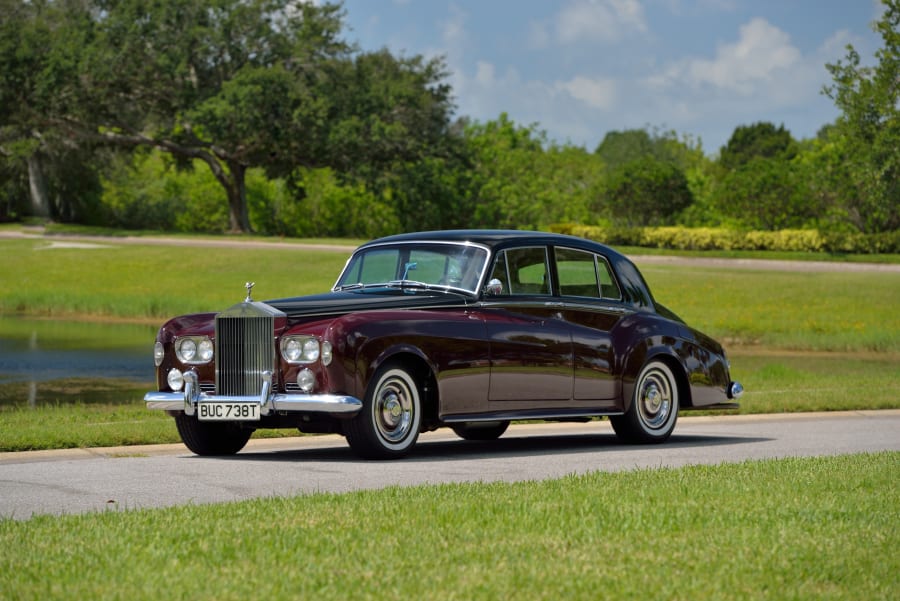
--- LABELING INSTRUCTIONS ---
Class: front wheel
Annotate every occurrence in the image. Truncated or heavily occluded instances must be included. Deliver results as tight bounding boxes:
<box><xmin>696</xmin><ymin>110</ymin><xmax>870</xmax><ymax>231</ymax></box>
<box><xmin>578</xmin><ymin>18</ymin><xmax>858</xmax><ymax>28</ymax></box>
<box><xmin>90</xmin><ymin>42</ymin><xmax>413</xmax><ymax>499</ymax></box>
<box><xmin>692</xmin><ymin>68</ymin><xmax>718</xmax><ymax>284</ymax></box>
<box><xmin>345</xmin><ymin>363</ymin><xmax>422</xmax><ymax>459</ymax></box>
<box><xmin>174</xmin><ymin>413</ymin><xmax>253</xmax><ymax>455</ymax></box>
<box><xmin>610</xmin><ymin>360</ymin><xmax>679</xmax><ymax>444</ymax></box>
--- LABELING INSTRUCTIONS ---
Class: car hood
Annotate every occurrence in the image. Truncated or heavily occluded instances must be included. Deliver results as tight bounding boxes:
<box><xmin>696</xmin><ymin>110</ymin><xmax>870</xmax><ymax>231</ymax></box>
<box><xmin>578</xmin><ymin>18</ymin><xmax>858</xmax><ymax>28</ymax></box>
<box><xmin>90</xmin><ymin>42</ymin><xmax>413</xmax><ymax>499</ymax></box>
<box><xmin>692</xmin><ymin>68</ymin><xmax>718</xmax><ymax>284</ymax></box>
<box><xmin>265</xmin><ymin>288</ymin><xmax>472</xmax><ymax>319</ymax></box>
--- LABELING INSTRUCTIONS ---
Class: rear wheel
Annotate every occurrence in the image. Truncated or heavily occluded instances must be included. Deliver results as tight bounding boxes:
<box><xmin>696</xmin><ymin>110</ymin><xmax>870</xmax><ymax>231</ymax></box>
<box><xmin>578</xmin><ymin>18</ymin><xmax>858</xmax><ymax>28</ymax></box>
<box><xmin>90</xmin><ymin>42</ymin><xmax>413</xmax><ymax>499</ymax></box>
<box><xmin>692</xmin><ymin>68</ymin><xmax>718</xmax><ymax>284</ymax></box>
<box><xmin>345</xmin><ymin>363</ymin><xmax>422</xmax><ymax>459</ymax></box>
<box><xmin>174</xmin><ymin>413</ymin><xmax>253</xmax><ymax>455</ymax></box>
<box><xmin>451</xmin><ymin>421</ymin><xmax>510</xmax><ymax>441</ymax></box>
<box><xmin>610</xmin><ymin>360</ymin><xmax>679</xmax><ymax>444</ymax></box>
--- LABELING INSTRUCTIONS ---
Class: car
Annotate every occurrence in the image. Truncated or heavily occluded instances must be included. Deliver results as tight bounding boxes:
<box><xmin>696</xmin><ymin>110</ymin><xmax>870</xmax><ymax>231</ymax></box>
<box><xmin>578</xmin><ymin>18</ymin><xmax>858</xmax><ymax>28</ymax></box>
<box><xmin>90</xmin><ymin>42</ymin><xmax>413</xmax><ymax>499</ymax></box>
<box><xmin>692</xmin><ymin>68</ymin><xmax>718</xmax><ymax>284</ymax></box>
<box><xmin>145</xmin><ymin>230</ymin><xmax>742</xmax><ymax>459</ymax></box>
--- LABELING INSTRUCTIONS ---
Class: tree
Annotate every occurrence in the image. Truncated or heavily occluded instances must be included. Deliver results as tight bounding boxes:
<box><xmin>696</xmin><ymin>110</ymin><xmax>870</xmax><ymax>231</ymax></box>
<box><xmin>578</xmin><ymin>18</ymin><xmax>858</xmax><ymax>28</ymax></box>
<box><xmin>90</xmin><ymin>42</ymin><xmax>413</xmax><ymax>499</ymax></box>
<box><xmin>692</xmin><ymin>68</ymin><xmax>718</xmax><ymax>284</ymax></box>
<box><xmin>595</xmin><ymin>127</ymin><xmax>706</xmax><ymax>172</ymax></box>
<box><xmin>0</xmin><ymin>0</ymin><xmax>103</xmax><ymax>222</ymax></box>
<box><xmin>714</xmin><ymin>156</ymin><xmax>818</xmax><ymax>231</ymax></box>
<box><xmin>595</xmin><ymin>129</ymin><xmax>656</xmax><ymax>170</ymax></box>
<box><xmin>718</xmin><ymin>122</ymin><xmax>797</xmax><ymax>170</ymax></box>
<box><xmin>823</xmin><ymin>0</ymin><xmax>900</xmax><ymax>233</ymax></box>
<box><xmin>462</xmin><ymin>114</ymin><xmax>601</xmax><ymax>229</ymax></box>
<box><xmin>603</xmin><ymin>158</ymin><xmax>693</xmax><ymax>227</ymax></box>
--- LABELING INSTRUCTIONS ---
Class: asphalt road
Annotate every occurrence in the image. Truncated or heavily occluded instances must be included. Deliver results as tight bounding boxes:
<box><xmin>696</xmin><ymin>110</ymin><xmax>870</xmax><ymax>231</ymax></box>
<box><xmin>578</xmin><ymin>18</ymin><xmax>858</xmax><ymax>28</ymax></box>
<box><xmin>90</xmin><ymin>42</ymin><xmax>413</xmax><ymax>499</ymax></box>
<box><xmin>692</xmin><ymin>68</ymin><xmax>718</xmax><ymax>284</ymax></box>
<box><xmin>2</xmin><ymin>410</ymin><xmax>898</xmax><ymax>520</ymax></box>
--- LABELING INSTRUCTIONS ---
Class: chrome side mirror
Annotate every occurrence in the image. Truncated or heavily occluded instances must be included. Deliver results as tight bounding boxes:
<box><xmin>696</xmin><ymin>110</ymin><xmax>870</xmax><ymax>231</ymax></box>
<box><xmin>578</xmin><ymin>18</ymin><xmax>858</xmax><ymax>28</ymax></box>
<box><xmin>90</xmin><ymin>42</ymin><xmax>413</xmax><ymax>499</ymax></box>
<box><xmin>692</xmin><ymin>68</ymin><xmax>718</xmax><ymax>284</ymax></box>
<box><xmin>484</xmin><ymin>278</ymin><xmax>503</xmax><ymax>296</ymax></box>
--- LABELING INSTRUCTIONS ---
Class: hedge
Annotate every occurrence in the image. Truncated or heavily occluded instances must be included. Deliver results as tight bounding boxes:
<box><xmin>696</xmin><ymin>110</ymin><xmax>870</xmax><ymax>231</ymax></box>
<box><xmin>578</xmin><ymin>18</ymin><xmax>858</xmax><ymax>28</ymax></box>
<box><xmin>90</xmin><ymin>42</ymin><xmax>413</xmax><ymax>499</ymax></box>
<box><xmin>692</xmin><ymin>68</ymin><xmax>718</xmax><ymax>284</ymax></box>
<box><xmin>548</xmin><ymin>224</ymin><xmax>900</xmax><ymax>254</ymax></box>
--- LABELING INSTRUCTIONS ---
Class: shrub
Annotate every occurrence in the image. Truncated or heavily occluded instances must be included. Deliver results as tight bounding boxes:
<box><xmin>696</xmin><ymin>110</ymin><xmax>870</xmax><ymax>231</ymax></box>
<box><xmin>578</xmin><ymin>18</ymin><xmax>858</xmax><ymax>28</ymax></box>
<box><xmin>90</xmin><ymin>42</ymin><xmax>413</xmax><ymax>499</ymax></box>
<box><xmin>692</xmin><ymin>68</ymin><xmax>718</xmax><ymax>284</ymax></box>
<box><xmin>548</xmin><ymin>224</ymin><xmax>900</xmax><ymax>254</ymax></box>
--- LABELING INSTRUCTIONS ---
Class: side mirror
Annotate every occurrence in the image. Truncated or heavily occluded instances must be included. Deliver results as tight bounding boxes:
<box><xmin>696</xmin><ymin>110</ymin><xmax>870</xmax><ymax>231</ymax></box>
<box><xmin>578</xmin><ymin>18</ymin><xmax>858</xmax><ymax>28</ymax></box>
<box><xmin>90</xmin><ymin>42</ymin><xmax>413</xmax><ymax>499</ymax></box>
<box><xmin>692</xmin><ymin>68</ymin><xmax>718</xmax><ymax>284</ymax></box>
<box><xmin>484</xmin><ymin>278</ymin><xmax>503</xmax><ymax>296</ymax></box>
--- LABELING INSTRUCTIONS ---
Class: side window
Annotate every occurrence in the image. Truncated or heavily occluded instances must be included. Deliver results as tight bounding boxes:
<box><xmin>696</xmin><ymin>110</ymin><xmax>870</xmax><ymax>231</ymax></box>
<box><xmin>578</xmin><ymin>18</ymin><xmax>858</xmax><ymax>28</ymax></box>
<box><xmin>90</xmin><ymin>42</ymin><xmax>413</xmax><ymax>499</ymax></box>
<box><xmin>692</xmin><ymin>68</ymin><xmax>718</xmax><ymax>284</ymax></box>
<box><xmin>555</xmin><ymin>247</ymin><xmax>623</xmax><ymax>300</ymax></box>
<box><xmin>597</xmin><ymin>257</ymin><xmax>622</xmax><ymax>300</ymax></box>
<box><xmin>488</xmin><ymin>247</ymin><xmax>551</xmax><ymax>296</ymax></box>
<box><xmin>556</xmin><ymin>247</ymin><xmax>600</xmax><ymax>298</ymax></box>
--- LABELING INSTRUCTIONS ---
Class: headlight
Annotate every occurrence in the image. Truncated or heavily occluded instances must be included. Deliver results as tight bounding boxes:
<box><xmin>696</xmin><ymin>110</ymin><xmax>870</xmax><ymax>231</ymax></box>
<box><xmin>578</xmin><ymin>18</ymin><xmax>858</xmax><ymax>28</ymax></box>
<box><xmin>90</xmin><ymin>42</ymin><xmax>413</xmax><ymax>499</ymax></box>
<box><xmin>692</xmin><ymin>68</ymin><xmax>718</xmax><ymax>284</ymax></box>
<box><xmin>281</xmin><ymin>336</ymin><xmax>321</xmax><ymax>364</ymax></box>
<box><xmin>175</xmin><ymin>336</ymin><xmax>214</xmax><ymax>364</ymax></box>
<box><xmin>154</xmin><ymin>341</ymin><xmax>165</xmax><ymax>367</ymax></box>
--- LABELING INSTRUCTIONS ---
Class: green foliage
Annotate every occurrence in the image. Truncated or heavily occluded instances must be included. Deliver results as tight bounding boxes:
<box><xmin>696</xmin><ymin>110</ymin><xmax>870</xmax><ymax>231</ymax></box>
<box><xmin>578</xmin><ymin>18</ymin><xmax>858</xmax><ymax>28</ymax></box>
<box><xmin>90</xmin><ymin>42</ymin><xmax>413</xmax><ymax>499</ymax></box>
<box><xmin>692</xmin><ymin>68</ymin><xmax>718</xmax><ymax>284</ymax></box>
<box><xmin>3</xmin><ymin>2</ymin><xmax>898</xmax><ymax>240</ymax></box>
<box><xmin>718</xmin><ymin>121</ymin><xmax>797</xmax><ymax>169</ymax></box>
<box><xmin>823</xmin><ymin>0</ymin><xmax>900</xmax><ymax>233</ymax></box>
<box><xmin>595</xmin><ymin>127</ymin><xmax>706</xmax><ymax>172</ymax></box>
<box><xmin>463</xmin><ymin>114</ymin><xmax>599</xmax><ymax>229</ymax></box>
<box><xmin>602</xmin><ymin>157</ymin><xmax>693</xmax><ymax>227</ymax></box>
<box><xmin>99</xmin><ymin>151</ymin><xmax>228</xmax><ymax>232</ymax></box>
<box><xmin>273</xmin><ymin>168</ymin><xmax>399</xmax><ymax>238</ymax></box>
<box><xmin>552</xmin><ymin>223</ymin><xmax>900</xmax><ymax>254</ymax></box>
<box><xmin>713</xmin><ymin>156</ymin><xmax>820</xmax><ymax>231</ymax></box>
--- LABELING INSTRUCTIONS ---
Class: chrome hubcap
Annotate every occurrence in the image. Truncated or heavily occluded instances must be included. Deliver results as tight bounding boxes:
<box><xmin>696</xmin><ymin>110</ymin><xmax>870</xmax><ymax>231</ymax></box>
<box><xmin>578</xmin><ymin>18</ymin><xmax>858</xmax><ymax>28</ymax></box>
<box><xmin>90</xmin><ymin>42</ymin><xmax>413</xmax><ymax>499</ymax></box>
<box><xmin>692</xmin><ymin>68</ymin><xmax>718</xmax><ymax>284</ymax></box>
<box><xmin>375</xmin><ymin>377</ymin><xmax>414</xmax><ymax>443</ymax></box>
<box><xmin>638</xmin><ymin>368</ymin><xmax>672</xmax><ymax>430</ymax></box>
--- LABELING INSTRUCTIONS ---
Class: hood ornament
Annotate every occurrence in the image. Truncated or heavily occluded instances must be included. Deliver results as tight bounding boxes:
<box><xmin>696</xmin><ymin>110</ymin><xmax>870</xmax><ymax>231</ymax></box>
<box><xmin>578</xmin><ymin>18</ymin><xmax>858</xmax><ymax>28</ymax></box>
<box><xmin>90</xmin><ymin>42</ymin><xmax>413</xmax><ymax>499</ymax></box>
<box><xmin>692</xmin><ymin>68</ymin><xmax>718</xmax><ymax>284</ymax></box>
<box><xmin>245</xmin><ymin>282</ymin><xmax>255</xmax><ymax>303</ymax></box>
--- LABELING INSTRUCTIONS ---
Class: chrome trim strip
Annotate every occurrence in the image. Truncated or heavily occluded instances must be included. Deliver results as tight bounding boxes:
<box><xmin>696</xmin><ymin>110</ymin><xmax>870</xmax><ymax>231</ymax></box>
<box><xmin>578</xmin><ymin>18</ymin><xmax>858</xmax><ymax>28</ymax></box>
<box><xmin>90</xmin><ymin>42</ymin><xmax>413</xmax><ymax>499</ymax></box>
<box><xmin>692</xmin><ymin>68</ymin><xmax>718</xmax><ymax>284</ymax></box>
<box><xmin>333</xmin><ymin>239</ymin><xmax>491</xmax><ymax>296</ymax></box>
<box><xmin>145</xmin><ymin>372</ymin><xmax>362</xmax><ymax>416</ymax></box>
<box><xmin>441</xmin><ymin>409</ymin><xmax>623</xmax><ymax>423</ymax></box>
<box><xmin>145</xmin><ymin>392</ymin><xmax>362</xmax><ymax>414</ymax></box>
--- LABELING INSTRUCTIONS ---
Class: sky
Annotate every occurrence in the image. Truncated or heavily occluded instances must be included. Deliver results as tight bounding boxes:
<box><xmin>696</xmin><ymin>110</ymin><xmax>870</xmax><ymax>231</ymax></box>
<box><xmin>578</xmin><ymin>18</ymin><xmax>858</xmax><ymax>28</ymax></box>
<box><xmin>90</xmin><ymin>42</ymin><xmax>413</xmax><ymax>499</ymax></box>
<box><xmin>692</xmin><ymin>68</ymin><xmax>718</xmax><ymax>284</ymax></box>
<box><xmin>339</xmin><ymin>0</ymin><xmax>886</xmax><ymax>155</ymax></box>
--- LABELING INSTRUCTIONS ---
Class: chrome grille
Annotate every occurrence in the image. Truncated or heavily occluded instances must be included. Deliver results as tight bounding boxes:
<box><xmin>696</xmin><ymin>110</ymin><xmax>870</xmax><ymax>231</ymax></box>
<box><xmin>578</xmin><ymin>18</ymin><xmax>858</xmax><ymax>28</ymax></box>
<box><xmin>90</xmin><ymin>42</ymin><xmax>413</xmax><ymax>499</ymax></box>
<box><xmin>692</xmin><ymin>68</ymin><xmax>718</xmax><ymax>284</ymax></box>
<box><xmin>215</xmin><ymin>307</ymin><xmax>275</xmax><ymax>396</ymax></box>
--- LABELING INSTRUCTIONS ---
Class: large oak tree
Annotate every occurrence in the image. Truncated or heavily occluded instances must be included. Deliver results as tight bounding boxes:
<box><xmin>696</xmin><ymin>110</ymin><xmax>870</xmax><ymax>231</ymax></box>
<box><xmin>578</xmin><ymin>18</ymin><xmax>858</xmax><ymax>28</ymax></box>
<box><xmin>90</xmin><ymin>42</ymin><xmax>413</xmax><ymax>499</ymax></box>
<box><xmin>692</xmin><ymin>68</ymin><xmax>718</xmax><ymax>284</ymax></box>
<box><xmin>4</xmin><ymin>0</ymin><xmax>454</xmax><ymax>232</ymax></box>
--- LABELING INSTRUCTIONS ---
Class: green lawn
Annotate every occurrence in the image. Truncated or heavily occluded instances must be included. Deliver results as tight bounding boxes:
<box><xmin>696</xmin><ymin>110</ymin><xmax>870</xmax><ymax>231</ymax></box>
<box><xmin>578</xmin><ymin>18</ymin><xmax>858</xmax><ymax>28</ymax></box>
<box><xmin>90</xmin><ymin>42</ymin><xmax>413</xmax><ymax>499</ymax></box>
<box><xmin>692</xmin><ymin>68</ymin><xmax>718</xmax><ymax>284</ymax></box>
<box><xmin>1</xmin><ymin>234</ymin><xmax>899</xmax><ymax>450</ymax></box>
<box><xmin>1</xmin><ymin>452</ymin><xmax>896</xmax><ymax>600</ymax></box>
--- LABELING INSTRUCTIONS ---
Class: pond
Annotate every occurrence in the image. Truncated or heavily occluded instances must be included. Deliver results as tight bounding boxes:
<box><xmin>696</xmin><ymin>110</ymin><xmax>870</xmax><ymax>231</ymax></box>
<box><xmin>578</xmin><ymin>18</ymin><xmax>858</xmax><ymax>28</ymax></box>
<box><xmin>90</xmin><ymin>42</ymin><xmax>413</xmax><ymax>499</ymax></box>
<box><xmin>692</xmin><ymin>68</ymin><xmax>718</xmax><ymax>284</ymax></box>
<box><xmin>0</xmin><ymin>316</ymin><xmax>158</xmax><ymax>407</ymax></box>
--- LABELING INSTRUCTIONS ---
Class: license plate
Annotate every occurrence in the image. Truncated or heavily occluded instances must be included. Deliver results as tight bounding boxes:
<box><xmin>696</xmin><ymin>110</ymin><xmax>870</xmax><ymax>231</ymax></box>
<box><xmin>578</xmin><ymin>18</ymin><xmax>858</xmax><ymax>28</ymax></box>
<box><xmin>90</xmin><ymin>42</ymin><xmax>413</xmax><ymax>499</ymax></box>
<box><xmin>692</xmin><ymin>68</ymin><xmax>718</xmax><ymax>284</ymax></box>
<box><xmin>197</xmin><ymin>402</ymin><xmax>260</xmax><ymax>421</ymax></box>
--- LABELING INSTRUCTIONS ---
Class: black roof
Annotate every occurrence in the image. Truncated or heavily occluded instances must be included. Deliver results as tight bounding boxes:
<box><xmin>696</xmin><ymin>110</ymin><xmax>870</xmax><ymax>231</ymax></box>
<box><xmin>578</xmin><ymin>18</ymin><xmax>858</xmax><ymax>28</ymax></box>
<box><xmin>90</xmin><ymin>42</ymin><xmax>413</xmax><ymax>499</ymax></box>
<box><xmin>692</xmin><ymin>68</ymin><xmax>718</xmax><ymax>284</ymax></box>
<box><xmin>361</xmin><ymin>229</ymin><xmax>626</xmax><ymax>259</ymax></box>
<box><xmin>357</xmin><ymin>229</ymin><xmax>653</xmax><ymax>309</ymax></box>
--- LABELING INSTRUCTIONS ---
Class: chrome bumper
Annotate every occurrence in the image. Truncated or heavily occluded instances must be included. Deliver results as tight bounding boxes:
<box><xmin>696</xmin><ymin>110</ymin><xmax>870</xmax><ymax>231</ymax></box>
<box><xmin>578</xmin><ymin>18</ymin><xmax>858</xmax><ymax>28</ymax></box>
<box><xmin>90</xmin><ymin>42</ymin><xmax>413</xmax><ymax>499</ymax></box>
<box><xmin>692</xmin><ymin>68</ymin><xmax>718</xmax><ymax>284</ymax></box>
<box><xmin>144</xmin><ymin>371</ymin><xmax>362</xmax><ymax>417</ymax></box>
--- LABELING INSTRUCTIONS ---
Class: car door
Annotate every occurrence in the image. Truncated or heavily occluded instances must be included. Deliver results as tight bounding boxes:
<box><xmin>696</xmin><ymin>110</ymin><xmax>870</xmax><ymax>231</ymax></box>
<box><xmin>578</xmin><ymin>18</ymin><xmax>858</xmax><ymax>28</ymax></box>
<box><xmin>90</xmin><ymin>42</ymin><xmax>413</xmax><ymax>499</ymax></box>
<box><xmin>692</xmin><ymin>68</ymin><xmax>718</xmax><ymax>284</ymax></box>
<box><xmin>480</xmin><ymin>246</ymin><xmax>574</xmax><ymax>402</ymax></box>
<box><xmin>554</xmin><ymin>247</ymin><xmax>626</xmax><ymax>400</ymax></box>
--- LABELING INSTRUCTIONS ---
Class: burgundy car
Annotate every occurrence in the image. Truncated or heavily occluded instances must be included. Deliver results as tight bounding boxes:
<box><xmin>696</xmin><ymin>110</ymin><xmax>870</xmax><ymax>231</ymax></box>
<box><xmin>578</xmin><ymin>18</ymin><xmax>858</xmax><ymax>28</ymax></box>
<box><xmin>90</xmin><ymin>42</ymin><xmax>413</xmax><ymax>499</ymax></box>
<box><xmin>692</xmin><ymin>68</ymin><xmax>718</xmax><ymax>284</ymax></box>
<box><xmin>145</xmin><ymin>230</ymin><xmax>742</xmax><ymax>459</ymax></box>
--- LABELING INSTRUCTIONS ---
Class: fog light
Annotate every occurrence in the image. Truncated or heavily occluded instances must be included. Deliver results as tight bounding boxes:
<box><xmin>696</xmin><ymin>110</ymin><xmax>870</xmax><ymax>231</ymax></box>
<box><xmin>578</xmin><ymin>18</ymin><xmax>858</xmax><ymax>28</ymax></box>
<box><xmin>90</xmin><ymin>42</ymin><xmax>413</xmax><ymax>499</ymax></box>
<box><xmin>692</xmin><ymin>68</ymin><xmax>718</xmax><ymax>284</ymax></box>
<box><xmin>297</xmin><ymin>368</ymin><xmax>315</xmax><ymax>393</ymax></box>
<box><xmin>167</xmin><ymin>368</ymin><xmax>184</xmax><ymax>392</ymax></box>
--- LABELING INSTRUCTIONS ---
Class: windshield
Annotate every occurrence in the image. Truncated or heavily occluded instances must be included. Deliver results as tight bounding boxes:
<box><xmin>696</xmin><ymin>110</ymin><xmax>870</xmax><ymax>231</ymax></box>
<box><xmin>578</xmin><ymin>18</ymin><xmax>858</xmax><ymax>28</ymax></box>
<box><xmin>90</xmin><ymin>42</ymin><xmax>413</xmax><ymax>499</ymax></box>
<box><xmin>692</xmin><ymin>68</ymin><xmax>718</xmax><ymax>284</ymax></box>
<box><xmin>334</xmin><ymin>242</ymin><xmax>490</xmax><ymax>295</ymax></box>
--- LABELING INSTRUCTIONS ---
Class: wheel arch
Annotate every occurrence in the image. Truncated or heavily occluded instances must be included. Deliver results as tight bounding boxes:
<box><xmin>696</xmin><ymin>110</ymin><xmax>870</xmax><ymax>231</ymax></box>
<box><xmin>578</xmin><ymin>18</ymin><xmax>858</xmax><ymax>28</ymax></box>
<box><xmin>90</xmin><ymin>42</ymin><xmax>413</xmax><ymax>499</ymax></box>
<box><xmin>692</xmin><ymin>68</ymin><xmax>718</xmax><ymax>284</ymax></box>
<box><xmin>364</xmin><ymin>348</ymin><xmax>440</xmax><ymax>430</ymax></box>
<box><xmin>622</xmin><ymin>347</ymin><xmax>692</xmax><ymax>411</ymax></box>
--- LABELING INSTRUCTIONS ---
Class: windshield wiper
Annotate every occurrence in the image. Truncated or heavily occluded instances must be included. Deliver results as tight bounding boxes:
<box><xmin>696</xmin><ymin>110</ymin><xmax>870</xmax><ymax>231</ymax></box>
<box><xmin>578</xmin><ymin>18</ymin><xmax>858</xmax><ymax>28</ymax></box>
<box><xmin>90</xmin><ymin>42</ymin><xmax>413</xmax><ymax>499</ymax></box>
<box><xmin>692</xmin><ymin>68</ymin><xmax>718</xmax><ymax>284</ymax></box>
<box><xmin>385</xmin><ymin>279</ymin><xmax>434</xmax><ymax>290</ymax></box>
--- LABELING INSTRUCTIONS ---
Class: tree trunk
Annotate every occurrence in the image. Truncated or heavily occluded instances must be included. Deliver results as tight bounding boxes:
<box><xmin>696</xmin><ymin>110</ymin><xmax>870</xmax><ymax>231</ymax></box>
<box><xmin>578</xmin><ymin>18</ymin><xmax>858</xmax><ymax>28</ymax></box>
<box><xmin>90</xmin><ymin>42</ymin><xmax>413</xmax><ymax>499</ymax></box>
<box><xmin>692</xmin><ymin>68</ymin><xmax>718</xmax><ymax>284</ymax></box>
<box><xmin>27</xmin><ymin>152</ymin><xmax>51</xmax><ymax>219</ymax></box>
<box><xmin>225</xmin><ymin>161</ymin><xmax>252</xmax><ymax>233</ymax></box>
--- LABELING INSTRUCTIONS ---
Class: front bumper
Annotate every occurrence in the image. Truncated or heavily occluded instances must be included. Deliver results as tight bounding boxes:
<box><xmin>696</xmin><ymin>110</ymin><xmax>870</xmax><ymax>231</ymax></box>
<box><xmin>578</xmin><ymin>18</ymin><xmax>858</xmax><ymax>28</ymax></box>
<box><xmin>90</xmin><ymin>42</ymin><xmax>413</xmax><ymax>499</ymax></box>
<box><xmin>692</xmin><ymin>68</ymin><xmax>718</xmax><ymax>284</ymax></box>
<box><xmin>144</xmin><ymin>371</ymin><xmax>362</xmax><ymax>417</ymax></box>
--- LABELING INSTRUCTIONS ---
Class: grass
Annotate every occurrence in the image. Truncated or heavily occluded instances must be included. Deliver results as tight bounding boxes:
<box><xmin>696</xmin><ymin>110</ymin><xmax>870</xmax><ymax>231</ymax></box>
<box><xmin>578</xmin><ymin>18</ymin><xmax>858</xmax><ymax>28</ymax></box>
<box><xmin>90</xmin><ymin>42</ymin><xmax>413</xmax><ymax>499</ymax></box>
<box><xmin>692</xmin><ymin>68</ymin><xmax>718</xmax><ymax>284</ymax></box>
<box><xmin>1</xmin><ymin>233</ymin><xmax>899</xmax><ymax>451</ymax></box>
<box><xmin>0</xmin><ymin>238</ymin><xmax>348</xmax><ymax>320</ymax></box>
<box><xmin>3</xmin><ymin>236</ymin><xmax>899</xmax><ymax>352</ymax></box>
<box><xmin>637</xmin><ymin>262</ymin><xmax>900</xmax><ymax>352</ymax></box>
<box><xmin>1</xmin><ymin>452</ymin><xmax>896</xmax><ymax>600</ymax></box>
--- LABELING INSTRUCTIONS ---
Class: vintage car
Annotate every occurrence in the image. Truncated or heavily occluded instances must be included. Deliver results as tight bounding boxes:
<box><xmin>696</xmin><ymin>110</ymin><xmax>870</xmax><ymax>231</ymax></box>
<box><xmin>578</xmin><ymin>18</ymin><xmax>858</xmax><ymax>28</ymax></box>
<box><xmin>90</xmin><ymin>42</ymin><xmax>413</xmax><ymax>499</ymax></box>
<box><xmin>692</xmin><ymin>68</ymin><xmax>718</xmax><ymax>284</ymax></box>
<box><xmin>145</xmin><ymin>230</ymin><xmax>742</xmax><ymax>459</ymax></box>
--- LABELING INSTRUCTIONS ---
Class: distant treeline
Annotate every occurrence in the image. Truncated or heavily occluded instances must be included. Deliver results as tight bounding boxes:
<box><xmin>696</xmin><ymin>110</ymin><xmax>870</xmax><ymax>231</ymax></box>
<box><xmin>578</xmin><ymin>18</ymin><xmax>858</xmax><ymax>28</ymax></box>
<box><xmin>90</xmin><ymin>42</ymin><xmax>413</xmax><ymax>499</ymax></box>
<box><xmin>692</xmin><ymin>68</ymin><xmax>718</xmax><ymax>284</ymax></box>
<box><xmin>1</xmin><ymin>1</ymin><xmax>898</xmax><ymax>248</ymax></box>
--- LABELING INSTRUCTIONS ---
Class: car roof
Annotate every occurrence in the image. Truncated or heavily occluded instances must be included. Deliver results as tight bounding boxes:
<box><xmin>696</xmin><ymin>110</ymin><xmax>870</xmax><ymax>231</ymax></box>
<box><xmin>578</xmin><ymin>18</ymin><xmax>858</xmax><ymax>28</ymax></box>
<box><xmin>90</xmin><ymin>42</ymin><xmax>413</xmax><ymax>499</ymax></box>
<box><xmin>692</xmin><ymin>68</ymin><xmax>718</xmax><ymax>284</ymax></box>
<box><xmin>357</xmin><ymin>230</ymin><xmax>655</xmax><ymax>309</ymax></box>
<box><xmin>360</xmin><ymin>229</ymin><xmax>626</xmax><ymax>260</ymax></box>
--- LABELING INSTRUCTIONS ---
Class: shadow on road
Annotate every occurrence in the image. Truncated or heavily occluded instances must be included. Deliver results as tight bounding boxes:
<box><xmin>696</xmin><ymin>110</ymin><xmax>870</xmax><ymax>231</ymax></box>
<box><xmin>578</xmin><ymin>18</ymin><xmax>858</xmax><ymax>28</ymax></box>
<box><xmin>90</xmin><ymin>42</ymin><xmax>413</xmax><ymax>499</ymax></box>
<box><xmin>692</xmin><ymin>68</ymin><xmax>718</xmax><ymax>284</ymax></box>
<box><xmin>196</xmin><ymin>431</ymin><xmax>771</xmax><ymax>464</ymax></box>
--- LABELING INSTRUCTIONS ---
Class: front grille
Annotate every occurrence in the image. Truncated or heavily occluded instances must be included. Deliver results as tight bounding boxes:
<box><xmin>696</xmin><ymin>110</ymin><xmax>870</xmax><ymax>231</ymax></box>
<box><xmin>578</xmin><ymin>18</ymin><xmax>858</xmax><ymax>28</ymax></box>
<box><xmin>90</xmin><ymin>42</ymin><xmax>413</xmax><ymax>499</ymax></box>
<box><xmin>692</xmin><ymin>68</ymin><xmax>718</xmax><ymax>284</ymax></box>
<box><xmin>215</xmin><ymin>306</ymin><xmax>276</xmax><ymax>396</ymax></box>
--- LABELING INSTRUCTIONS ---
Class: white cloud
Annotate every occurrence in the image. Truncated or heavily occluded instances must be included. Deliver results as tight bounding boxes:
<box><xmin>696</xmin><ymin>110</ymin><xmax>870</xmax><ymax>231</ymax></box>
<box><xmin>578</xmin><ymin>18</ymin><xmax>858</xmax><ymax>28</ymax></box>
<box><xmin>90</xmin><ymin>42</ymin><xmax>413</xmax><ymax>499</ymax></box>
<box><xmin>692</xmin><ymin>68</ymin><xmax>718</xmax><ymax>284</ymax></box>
<box><xmin>555</xmin><ymin>0</ymin><xmax>648</xmax><ymax>45</ymax></box>
<box><xmin>557</xmin><ymin>76</ymin><xmax>617</xmax><ymax>110</ymax></box>
<box><xmin>685</xmin><ymin>18</ymin><xmax>802</xmax><ymax>94</ymax></box>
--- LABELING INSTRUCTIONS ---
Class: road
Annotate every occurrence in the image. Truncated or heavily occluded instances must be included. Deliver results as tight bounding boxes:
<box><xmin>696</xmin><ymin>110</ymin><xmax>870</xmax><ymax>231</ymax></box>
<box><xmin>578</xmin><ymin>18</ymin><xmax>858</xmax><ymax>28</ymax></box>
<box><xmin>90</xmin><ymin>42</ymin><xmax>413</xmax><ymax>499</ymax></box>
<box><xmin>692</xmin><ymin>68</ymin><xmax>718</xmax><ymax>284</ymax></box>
<box><xmin>2</xmin><ymin>410</ymin><xmax>898</xmax><ymax>520</ymax></box>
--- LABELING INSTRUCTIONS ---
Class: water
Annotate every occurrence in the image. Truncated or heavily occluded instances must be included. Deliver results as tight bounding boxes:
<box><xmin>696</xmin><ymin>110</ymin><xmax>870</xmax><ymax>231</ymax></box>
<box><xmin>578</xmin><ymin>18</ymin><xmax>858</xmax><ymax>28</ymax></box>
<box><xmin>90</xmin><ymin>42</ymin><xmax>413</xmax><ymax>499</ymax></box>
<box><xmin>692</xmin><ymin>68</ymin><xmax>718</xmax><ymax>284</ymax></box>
<box><xmin>0</xmin><ymin>317</ymin><xmax>158</xmax><ymax>406</ymax></box>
